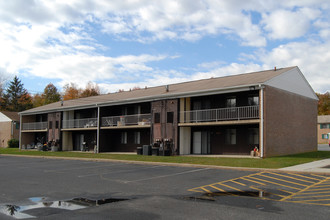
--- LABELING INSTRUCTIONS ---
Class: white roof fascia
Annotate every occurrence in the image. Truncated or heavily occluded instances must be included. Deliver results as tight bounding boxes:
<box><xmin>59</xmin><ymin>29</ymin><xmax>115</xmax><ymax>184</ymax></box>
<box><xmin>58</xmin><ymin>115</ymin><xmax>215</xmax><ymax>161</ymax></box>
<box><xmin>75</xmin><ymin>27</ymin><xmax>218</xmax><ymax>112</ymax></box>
<box><xmin>0</xmin><ymin>112</ymin><xmax>12</xmax><ymax>122</ymax></box>
<box><xmin>264</xmin><ymin>67</ymin><xmax>318</xmax><ymax>100</ymax></box>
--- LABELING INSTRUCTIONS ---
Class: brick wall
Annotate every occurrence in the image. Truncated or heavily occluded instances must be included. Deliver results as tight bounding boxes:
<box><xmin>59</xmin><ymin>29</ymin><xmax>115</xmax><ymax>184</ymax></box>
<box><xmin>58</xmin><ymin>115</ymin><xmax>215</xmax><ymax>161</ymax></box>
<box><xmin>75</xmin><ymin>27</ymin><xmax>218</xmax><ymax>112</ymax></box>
<box><xmin>0</xmin><ymin>122</ymin><xmax>11</xmax><ymax>147</ymax></box>
<box><xmin>264</xmin><ymin>86</ymin><xmax>317</xmax><ymax>157</ymax></box>
<box><xmin>318</xmin><ymin>125</ymin><xmax>330</xmax><ymax>144</ymax></box>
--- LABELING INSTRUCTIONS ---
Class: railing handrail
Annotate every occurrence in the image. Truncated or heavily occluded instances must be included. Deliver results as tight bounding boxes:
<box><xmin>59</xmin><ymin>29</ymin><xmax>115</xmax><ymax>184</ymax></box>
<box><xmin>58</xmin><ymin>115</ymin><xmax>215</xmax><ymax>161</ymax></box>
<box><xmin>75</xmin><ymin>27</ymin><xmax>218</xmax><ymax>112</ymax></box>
<box><xmin>102</xmin><ymin>113</ymin><xmax>151</xmax><ymax>127</ymax></box>
<box><xmin>180</xmin><ymin>105</ymin><xmax>259</xmax><ymax>113</ymax></box>
<box><xmin>180</xmin><ymin>105</ymin><xmax>259</xmax><ymax>123</ymax></box>
<box><xmin>62</xmin><ymin>117</ymin><xmax>97</xmax><ymax>122</ymax></box>
<box><xmin>22</xmin><ymin>121</ymin><xmax>48</xmax><ymax>130</ymax></box>
<box><xmin>62</xmin><ymin>117</ymin><xmax>98</xmax><ymax>129</ymax></box>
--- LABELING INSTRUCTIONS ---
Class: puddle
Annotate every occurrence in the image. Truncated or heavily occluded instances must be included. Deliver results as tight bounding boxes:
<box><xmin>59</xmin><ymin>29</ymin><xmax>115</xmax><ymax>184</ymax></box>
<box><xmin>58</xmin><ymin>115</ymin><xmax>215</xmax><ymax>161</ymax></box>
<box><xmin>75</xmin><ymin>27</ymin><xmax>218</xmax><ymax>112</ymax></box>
<box><xmin>0</xmin><ymin>197</ymin><xmax>128</xmax><ymax>219</ymax></box>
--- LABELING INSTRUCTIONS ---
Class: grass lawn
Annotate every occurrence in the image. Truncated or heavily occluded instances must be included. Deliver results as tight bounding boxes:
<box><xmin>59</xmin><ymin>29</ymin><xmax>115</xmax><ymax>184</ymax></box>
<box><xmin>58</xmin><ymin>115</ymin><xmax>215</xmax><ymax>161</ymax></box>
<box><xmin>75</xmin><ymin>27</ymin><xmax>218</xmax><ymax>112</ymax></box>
<box><xmin>1</xmin><ymin>148</ymin><xmax>329</xmax><ymax>169</ymax></box>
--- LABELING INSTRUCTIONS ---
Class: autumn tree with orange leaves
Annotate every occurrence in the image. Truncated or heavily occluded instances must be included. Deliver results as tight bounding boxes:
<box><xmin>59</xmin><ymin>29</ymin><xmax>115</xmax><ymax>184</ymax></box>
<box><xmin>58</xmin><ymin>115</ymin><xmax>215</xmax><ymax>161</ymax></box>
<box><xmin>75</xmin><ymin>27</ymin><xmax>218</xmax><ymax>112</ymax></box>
<box><xmin>63</xmin><ymin>82</ymin><xmax>100</xmax><ymax>101</ymax></box>
<box><xmin>62</xmin><ymin>83</ymin><xmax>80</xmax><ymax>100</ymax></box>
<box><xmin>317</xmin><ymin>92</ymin><xmax>330</xmax><ymax>115</ymax></box>
<box><xmin>80</xmin><ymin>82</ymin><xmax>100</xmax><ymax>98</ymax></box>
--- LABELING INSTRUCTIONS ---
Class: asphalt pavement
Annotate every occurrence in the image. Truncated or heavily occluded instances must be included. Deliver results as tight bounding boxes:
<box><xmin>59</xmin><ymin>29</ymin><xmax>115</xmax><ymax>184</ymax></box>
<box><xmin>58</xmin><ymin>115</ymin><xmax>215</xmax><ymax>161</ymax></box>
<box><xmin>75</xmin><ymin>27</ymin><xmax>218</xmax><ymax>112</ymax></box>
<box><xmin>0</xmin><ymin>156</ymin><xmax>329</xmax><ymax>219</ymax></box>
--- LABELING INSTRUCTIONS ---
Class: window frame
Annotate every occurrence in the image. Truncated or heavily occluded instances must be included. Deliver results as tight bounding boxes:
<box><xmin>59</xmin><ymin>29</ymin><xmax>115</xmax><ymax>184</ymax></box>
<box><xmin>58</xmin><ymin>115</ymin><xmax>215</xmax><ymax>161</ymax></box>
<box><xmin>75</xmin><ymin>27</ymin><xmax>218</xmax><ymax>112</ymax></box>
<box><xmin>225</xmin><ymin>129</ymin><xmax>237</xmax><ymax>145</ymax></box>
<box><xmin>134</xmin><ymin>131</ymin><xmax>140</xmax><ymax>144</ymax></box>
<box><xmin>121</xmin><ymin>132</ymin><xmax>127</xmax><ymax>144</ymax></box>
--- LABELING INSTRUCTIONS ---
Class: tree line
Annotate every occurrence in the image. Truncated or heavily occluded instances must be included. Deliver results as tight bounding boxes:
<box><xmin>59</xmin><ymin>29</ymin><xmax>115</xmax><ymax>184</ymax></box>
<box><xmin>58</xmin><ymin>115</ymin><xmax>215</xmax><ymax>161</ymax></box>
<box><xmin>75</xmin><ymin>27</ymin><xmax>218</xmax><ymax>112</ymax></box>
<box><xmin>0</xmin><ymin>75</ymin><xmax>329</xmax><ymax>114</ymax></box>
<box><xmin>0</xmin><ymin>76</ymin><xmax>100</xmax><ymax>112</ymax></box>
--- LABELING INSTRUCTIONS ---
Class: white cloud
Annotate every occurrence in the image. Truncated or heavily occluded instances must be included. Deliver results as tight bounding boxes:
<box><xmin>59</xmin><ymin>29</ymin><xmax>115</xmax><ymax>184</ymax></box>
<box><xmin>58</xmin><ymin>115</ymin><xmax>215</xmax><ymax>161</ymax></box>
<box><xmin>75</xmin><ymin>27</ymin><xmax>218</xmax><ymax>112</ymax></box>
<box><xmin>257</xmin><ymin>41</ymin><xmax>330</xmax><ymax>93</ymax></box>
<box><xmin>0</xmin><ymin>0</ymin><xmax>329</xmax><ymax>95</ymax></box>
<box><xmin>262</xmin><ymin>9</ymin><xmax>318</xmax><ymax>39</ymax></box>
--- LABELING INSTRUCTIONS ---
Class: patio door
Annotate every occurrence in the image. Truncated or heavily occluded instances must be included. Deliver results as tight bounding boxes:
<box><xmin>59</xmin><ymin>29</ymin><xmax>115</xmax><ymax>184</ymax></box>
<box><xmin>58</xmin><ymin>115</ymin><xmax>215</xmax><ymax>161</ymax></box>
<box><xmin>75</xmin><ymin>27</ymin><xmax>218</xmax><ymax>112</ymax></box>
<box><xmin>74</xmin><ymin>134</ymin><xmax>84</xmax><ymax>151</ymax></box>
<box><xmin>193</xmin><ymin>131</ymin><xmax>210</xmax><ymax>154</ymax></box>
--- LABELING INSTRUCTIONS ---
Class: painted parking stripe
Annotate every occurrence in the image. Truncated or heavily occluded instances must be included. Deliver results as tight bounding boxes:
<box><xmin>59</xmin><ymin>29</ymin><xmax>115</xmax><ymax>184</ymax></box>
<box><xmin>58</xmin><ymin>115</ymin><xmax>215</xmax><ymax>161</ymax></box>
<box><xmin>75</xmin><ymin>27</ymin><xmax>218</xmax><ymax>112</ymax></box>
<box><xmin>188</xmin><ymin>172</ymin><xmax>330</xmax><ymax>206</ymax></box>
<box><xmin>122</xmin><ymin>168</ymin><xmax>210</xmax><ymax>183</ymax></box>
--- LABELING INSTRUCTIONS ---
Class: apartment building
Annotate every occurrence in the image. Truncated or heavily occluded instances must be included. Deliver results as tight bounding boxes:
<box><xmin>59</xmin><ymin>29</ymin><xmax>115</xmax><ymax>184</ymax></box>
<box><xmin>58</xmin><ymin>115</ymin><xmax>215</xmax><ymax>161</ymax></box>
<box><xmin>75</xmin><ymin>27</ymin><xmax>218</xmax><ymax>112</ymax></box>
<box><xmin>318</xmin><ymin>115</ymin><xmax>330</xmax><ymax>144</ymax></box>
<box><xmin>19</xmin><ymin>66</ymin><xmax>318</xmax><ymax>157</ymax></box>
<box><xmin>0</xmin><ymin>111</ymin><xmax>20</xmax><ymax>148</ymax></box>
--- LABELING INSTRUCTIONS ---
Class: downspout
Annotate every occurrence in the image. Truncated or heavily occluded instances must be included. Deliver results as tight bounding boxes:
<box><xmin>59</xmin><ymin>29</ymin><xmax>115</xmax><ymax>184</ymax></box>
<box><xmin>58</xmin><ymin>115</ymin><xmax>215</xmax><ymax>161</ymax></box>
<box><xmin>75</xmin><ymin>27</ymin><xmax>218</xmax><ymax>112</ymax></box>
<box><xmin>96</xmin><ymin>105</ymin><xmax>100</xmax><ymax>153</ymax></box>
<box><xmin>259</xmin><ymin>85</ymin><xmax>264</xmax><ymax>158</ymax></box>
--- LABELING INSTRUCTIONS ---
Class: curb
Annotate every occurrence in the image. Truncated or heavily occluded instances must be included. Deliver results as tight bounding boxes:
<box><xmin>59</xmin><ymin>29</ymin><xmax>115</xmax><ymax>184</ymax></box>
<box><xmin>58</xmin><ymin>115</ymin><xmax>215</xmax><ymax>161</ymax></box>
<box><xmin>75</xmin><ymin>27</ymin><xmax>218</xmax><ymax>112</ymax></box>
<box><xmin>1</xmin><ymin>154</ymin><xmax>330</xmax><ymax>175</ymax></box>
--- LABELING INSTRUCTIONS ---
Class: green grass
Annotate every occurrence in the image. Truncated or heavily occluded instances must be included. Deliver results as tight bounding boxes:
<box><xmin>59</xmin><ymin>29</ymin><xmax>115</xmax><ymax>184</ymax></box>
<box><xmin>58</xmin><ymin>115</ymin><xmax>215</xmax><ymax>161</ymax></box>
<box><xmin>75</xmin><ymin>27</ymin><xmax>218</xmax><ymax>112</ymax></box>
<box><xmin>1</xmin><ymin>148</ymin><xmax>329</xmax><ymax>169</ymax></box>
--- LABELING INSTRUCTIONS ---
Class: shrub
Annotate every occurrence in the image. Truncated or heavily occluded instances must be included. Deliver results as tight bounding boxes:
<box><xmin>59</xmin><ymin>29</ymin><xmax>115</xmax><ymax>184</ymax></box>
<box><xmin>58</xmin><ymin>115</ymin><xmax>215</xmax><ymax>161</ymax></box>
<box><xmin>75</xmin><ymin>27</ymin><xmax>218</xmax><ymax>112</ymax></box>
<box><xmin>7</xmin><ymin>139</ymin><xmax>19</xmax><ymax>148</ymax></box>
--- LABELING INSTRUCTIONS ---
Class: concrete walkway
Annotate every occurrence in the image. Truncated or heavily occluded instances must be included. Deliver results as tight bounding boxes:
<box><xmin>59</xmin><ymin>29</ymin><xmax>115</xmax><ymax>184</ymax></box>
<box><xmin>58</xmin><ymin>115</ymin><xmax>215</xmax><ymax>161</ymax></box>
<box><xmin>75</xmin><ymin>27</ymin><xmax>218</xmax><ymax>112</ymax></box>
<box><xmin>280</xmin><ymin>159</ymin><xmax>330</xmax><ymax>174</ymax></box>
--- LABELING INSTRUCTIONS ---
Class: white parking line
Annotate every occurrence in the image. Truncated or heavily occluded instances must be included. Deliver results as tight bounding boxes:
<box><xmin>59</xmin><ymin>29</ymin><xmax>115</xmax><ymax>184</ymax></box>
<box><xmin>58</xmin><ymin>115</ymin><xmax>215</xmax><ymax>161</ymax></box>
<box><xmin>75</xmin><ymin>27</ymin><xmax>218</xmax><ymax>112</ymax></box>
<box><xmin>77</xmin><ymin>165</ymin><xmax>165</xmax><ymax>178</ymax></box>
<box><xmin>44</xmin><ymin>163</ymin><xmax>122</xmax><ymax>173</ymax></box>
<box><xmin>123</xmin><ymin>168</ymin><xmax>210</xmax><ymax>183</ymax></box>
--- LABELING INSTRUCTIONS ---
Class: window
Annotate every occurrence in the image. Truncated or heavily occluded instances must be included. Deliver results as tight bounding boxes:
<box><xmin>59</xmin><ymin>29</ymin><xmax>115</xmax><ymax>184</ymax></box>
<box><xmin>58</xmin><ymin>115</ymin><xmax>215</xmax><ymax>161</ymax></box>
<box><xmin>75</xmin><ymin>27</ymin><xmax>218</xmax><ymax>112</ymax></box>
<box><xmin>55</xmin><ymin>121</ymin><xmax>59</xmax><ymax>129</ymax></box>
<box><xmin>154</xmin><ymin>113</ymin><xmax>160</xmax><ymax>123</ymax></box>
<box><xmin>49</xmin><ymin>121</ymin><xmax>53</xmax><ymax>129</ymax></box>
<box><xmin>121</xmin><ymin>132</ymin><xmax>127</xmax><ymax>144</ymax></box>
<box><xmin>15</xmin><ymin>122</ymin><xmax>20</xmax><ymax>130</ymax></box>
<box><xmin>320</xmin><ymin>124</ymin><xmax>330</xmax><ymax>129</ymax></box>
<box><xmin>248</xmin><ymin>128</ymin><xmax>259</xmax><ymax>145</ymax></box>
<box><xmin>322</xmin><ymin>134</ymin><xmax>329</xmax><ymax>139</ymax></box>
<box><xmin>226</xmin><ymin>97</ymin><xmax>236</xmax><ymax>108</ymax></box>
<box><xmin>167</xmin><ymin>112</ymin><xmax>174</xmax><ymax>123</ymax></box>
<box><xmin>225</xmin><ymin>129</ymin><xmax>236</xmax><ymax>145</ymax></box>
<box><xmin>134</xmin><ymin>132</ymin><xmax>140</xmax><ymax>144</ymax></box>
<box><xmin>248</xmin><ymin>96</ymin><xmax>259</xmax><ymax>106</ymax></box>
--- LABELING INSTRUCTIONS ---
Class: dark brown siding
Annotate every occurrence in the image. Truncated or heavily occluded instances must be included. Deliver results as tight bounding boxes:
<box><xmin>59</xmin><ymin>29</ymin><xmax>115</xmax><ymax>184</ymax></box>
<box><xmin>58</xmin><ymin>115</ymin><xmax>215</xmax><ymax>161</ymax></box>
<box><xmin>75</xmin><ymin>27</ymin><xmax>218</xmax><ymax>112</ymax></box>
<box><xmin>99</xmin><ymin>128</ymin><xmax>150</xmax><ymax>152</ymax></box>
<box><xmin>264</xmin><ymin>86</ymin><xmax>317</xmax><ymax>157</ymax></box>
<box><xmin>151</xmin><ymin>99</ymin><xmax>178</xmax><ymax>154</ymax></box>
<box><xmin>192</xmin><ymin>125</ymin><xmax>258</xmax><ymax>155</ymax></box>
<box><xmin>48</xmin><ymin>112</ymin><xmax>61</xmax><ymax>142</ymax></box>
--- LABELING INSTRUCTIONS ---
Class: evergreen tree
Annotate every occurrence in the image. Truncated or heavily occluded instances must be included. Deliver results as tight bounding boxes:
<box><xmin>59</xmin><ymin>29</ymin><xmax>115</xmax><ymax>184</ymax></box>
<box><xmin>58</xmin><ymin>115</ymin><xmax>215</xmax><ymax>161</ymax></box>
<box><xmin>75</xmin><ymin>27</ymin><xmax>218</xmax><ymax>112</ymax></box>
<box><xmin>4</xmin><ymin>76</ymin><xmax>32</xmax><ymax>111</ymax></box>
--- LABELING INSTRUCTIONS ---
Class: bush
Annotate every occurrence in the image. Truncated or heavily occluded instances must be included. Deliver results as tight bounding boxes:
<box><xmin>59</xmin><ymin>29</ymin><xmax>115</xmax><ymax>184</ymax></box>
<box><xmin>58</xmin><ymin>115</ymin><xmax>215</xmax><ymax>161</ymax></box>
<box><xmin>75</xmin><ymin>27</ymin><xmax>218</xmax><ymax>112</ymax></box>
<box><xmin>7</xmin><ymin>139</ymin><xmax>19</xmax><ymax>148</ymax></box>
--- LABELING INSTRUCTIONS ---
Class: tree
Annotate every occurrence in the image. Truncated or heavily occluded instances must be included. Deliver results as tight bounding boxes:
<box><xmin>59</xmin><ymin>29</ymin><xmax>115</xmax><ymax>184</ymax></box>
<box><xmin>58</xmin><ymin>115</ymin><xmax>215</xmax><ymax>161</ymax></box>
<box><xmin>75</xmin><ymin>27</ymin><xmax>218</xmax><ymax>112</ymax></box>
<box><xmin>317</xmin><ymin>92</ymin><xmax>330</xmax><ymax>115</ymax></box>
<box><xmin>0</xmin><ymin>75</ymin><xmax>7</xmax><ymax>110</ymax></box>
<box><xmin>63</xmin><ymin>83</ymin><xmax>80</xmax><ymax>101</ymax></box>
<box><xmin>32</xmin><ymin>93</ymin><xmax>45</xmax><ymax>108</ymax></box>
<box><xmin>80</xmin><ymin>81</ymin><xmax>100</xmax><ymax>98</ymax></box>
<box><xmin>4</xmin><ymin>76</ymin><xmax>32</xmax><ymax>111</ymax></box>
<box><xmin>43</xmin><ymin>83</ymin><xmax>61</xmax><ymax>104</ymax></box>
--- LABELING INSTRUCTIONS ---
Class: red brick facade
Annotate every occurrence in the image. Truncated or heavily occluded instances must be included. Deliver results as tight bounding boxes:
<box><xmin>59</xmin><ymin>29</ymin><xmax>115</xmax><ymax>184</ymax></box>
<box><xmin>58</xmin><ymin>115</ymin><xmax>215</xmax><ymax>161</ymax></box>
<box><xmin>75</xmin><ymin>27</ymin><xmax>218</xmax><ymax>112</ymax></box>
<box><xmin>263</xmin><ymin>86</ymin><xmax>317</xmax><ymax>157</ymax></box>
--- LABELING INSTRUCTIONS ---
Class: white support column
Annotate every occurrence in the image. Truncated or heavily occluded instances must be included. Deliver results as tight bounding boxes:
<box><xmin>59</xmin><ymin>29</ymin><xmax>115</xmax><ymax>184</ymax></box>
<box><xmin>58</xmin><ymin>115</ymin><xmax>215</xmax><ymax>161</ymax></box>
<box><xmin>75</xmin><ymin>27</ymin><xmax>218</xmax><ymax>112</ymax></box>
<box><xmin>259</xmin><ymin>85</ymin><xmax>264</xmax><ymax>158</ymax></box>
<box><xmin>96</xmin><ymin>106</ymin><xmax>100</xmax><ymax>153</ymax></box>
<box><xmin>19</xmin><ymin>114</ymin><xmax>22</xmax><ymax>150</ymax></box>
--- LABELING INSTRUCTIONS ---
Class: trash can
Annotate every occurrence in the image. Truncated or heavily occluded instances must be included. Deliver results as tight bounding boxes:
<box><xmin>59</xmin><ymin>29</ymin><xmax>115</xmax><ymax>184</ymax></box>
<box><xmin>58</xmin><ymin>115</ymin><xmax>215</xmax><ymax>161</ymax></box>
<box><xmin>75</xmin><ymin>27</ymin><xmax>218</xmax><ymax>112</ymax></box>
<box><xmin>143</xmin><ymin>145</ymin><xmax>151</xmax><ymax>155</ymax></box>
<box><xmin>136</xmin><ymin>147</ymin><xmax>143</xmax><ymax>155</ymax></box>
<box><xmin>159</xmin><ymin>149</ymin><xmax>171</xmax><ymax>156</ymax></box>
<box><xmin>152</xmin><ymin>147</ymin><xmax>159</xmax><ymax>156</ymax></box>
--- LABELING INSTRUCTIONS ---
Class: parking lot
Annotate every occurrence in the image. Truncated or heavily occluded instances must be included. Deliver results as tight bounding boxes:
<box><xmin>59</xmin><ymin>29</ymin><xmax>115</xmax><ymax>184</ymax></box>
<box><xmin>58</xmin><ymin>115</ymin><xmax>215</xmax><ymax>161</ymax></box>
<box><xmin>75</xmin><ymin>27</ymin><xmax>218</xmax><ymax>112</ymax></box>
<box><xmin>0</xmin><ymin>156</ymin><xmax>329</xmax><ymax>219</ymax></box>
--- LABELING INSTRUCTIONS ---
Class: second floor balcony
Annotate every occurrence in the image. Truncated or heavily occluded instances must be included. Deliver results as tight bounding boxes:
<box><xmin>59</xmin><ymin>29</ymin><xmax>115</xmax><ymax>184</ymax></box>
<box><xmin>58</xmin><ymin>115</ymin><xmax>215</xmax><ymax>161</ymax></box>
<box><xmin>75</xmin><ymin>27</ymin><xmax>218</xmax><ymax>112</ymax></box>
<box><xmin>180</xmin><ymin>105</ymin><xmax>259</xmax><ymax>124</ymax></box>
<box><xmin>62</xmin><ymin>118</ymin><xmax>98</xmax><ymax>129</ymax></box>
<box><xmin>22</xmin><ymin>122</ymin><xmax>48</xmax><ymax>131</ymax></box>
<box><xmin>102</xmin><ymin>113</ymin><xmax>151</xmax><ymax>127</ymax></box>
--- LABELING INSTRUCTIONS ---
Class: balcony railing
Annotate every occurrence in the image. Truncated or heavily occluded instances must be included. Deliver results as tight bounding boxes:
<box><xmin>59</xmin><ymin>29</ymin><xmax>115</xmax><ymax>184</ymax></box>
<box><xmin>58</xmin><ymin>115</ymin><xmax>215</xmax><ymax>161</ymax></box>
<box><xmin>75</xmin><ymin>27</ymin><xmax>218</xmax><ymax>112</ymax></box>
<box><xmin>22</xmin><ymin>122</ymin><xmax>48</xmax><ymax>130</ymax></box>
<box><xmin>180</xmin><ymin>105</ymin><xmax>259</xmax><ymax>123</ymax></box>
<box><xmin>62</xmin><ymin>118</ymin><xmax>98</xmax><ymax>129</ymax></box>
<box><xmin>102</xmin><ymin>113</ymin><xmax>151</xmax><ymax>127</ymax></box>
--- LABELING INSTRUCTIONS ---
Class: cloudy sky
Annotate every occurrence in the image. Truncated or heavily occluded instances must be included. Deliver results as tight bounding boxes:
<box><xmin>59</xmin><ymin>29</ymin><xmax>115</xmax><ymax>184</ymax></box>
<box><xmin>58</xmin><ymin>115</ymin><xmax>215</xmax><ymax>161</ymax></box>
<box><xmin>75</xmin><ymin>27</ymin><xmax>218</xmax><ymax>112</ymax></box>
<box><xmin>0</xmin><ymin>0</ymin><xmax>329</xmax><ymax>94</ymax></box>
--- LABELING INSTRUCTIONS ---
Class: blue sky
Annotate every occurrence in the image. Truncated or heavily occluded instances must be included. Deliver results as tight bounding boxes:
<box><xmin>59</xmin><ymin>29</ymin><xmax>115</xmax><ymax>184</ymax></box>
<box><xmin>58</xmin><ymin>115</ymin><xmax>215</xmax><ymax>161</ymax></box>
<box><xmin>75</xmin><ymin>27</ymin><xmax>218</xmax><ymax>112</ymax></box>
<box><xmin>0</xmin><ymin>0</ymin><xmax>329</xmax><ymax>94</ymax></box>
